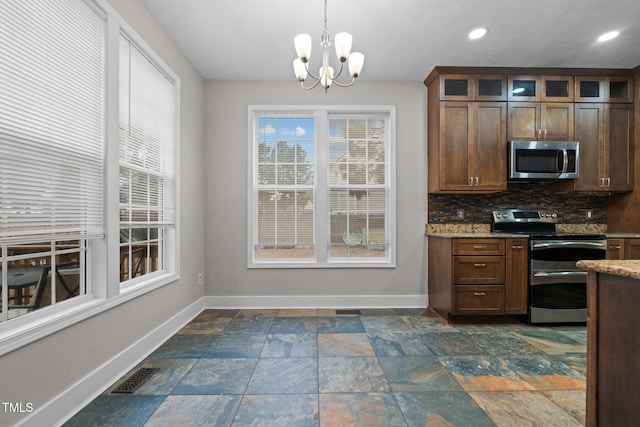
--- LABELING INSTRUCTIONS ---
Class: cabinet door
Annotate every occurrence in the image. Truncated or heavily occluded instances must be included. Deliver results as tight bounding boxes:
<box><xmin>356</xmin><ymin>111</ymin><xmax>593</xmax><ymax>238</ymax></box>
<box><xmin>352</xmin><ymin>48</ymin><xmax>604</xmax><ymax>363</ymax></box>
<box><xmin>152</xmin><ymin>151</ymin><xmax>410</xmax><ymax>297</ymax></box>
<box><xmin>508</xmin><ymin>76</ymin><xmax>539</xmax><ymax>101</ymax></box>
<box><xmin>541</xmin><ymin>76</ymin><xmax>574</xmax><ymax>102</ymax></box>
<box><xmin>508</xmin><ymin>102</ymin><xmax>540</xmax><ymax>140</ymax></box>
<box><xmin>475</xmin><ymin>75</ymin><xmax>507</xmax><ymax>101</ymax></box>
<box><xmin>541</xmin><ymin>103</ymin><xmax>574</xmax><ymax>140</ymax></box>
<box><xmin>438</xmin><ymin>102</ymin><xmax>472</xmax><ymax>190</ymax></box>
<box><xmin>439</xmin><ymin>75</ymin><xmax>473</xmax><ymax>101</ymax></box>
<box><xmin>574</xmin><ymin>103</ymin><xmax>605</xmax><ymax>192</ymax></box>
<box><xmin>472</xmin><ymin>102</ymin><xmax>507</xmax><ymax>190</ymax></box>
<box><xmin>575</xmin><ymin>77</ymin><xmax>605</xmax><ymax>102</ymax></box>
<box><xmin>624</xmin><ymin>239</ymin><xmax>640</xmax><ymax>259</ymax></box>
<box><xmin>605</xmin><ymin>104</ymin><xmax>633</xmax><ymax>191</ymax></box>
<box><xmin>505</xmin><ymin>239</ymin><xmax>528</xmax><ymax>314</ymax></box>
<box><xmin>606</xmin><ymin>77</ymin><xmax>634</xmax><ymax>103</ymax></box>
<box><xmin>606</xmin><ymin>239</ymin><xmax>624</xmax><ymax>260</ymax></box>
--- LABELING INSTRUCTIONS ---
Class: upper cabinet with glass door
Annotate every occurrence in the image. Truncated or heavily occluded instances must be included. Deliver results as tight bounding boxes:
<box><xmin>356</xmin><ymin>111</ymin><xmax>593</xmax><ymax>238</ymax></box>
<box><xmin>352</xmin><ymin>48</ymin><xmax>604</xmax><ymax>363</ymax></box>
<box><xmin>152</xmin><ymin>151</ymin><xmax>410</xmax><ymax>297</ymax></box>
<box><xmin>575</xmin><ymin>76</ymin><xmax>634</xmax><ymax>103</ymax></box>
<box><xmin>438</xmin><ymin>74</ymin><xmax>507</xmax><ymax>101</ymax></box>
<box><xmin>508</xmin><ymin>75</ymin><xmax>574</xmax><ymax>102</ymax></box>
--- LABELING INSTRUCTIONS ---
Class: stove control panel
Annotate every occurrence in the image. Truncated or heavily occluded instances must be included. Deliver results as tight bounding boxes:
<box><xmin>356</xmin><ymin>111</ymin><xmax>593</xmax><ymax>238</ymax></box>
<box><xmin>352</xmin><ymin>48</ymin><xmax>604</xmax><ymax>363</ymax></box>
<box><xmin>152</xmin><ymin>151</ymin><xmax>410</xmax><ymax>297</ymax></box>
<box><xmin>492</xmin><ymin>209</ymin><xmax>558</xmax><ymax>224</ymax></box>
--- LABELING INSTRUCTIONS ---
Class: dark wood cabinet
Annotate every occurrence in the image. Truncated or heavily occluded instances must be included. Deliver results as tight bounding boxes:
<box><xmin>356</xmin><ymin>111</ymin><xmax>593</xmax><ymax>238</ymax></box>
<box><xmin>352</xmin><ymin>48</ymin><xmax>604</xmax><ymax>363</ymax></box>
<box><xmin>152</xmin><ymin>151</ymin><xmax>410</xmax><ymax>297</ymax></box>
<box><xmin>586</xmin><ymin>270</ymin><xmax>640</xmax><ymax>426</ymax></box>
<box><xmin>428</xmin><ymin>237</ymin><xmax>527</xmax><ymax>320</ymax></box>
<box><xmin>438</xmin><ymin>74</ymin><xmax>507</xmax><ymax>101</ymax></box>
<box><xmin>606</xmin><ymin>238</ymin><xmax>640</xmax><ymax>259</ymax></box>
<box><xmin>508</xmin><ymin>75</ymin><xmax>574</xmax><ymax>102</ymax></box>
<box><xmin>430</xmin><ymin>101</ymin><xmax>507</xmax><ymax>192</ymax></box>
<box><xmin>505</xmin><ymin>238</ymin><xmax>528</xmax><ymax>314</ymax></box>
<box><xmin>575</xmin><ymin>76</ymin><xmax>634</xmax><ymax>103</ymax></box>
<box><xmin>556</xmin><ymin>103</ymin><xmax>633</xmax><ymax>192</ymax></box>
<box><xmin>507</xmin><ymin>102</ymin><xmax>574</xmax><ymax>141</ymax></box>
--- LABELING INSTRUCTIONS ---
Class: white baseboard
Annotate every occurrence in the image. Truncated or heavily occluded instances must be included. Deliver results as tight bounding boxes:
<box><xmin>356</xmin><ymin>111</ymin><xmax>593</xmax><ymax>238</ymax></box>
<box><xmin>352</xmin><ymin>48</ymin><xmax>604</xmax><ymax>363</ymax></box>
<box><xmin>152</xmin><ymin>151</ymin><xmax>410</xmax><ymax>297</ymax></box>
<box><xmin>205</xmin><ymin>294</ymin><xmax>427</xmax><ymax>309</ymax></box>
<box><xmin>21</xmin><ymin>297</ymin><xmax>205</xmax><ymax>427</ymax></box>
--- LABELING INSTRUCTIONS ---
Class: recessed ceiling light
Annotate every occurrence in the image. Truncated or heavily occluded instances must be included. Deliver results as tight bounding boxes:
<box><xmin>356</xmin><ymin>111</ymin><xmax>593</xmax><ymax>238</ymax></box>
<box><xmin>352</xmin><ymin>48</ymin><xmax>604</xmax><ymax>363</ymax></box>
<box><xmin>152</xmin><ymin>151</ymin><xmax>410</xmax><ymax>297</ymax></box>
<box><xmin>468</xmin><ymin>28</ymin><xmax>488</xmax><ymax>40</ymax></box>
<box><xmin>598</xmin><ymin>31</ymin><xmax>620</xmax><ymax>42</ymax></box>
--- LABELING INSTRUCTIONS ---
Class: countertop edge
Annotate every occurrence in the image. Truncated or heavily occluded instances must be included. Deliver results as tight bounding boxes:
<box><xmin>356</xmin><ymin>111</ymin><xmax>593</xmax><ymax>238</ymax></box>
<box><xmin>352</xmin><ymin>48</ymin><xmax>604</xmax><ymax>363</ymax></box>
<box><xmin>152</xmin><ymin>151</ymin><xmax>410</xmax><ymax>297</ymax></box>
<box><xmin>577</xmin><ymin>259</ymin><xmax>640</xmax><ymax>280</ymax></box>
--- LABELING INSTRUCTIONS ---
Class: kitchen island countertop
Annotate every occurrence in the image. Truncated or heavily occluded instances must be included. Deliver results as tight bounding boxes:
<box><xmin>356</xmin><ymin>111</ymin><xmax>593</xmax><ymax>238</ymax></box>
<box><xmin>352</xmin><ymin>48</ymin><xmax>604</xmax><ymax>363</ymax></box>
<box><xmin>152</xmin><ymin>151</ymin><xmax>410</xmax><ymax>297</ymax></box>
<box><xmin>576</xmin><ymin>259</ymin><xmax>640</xmax><ymax>280</ymax></box>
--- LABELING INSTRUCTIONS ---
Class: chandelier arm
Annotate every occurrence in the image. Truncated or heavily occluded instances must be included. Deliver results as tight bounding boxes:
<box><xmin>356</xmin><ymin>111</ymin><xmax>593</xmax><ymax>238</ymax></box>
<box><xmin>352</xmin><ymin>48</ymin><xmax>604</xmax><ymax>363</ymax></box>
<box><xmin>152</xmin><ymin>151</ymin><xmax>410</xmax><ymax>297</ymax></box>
<box><xmin>331</xmin><ymin>76</ymin><xmax>357</xmax><ymax>88</ymax></box>
<box><xmin>303</xmin><ymin>61</ymin><xmax>320</xmax><ymax>80</ymax></box>
<box><xmin>299</xmin><ymin>78</ymin><xmax>322</xmax><ymax>90</ymax></box>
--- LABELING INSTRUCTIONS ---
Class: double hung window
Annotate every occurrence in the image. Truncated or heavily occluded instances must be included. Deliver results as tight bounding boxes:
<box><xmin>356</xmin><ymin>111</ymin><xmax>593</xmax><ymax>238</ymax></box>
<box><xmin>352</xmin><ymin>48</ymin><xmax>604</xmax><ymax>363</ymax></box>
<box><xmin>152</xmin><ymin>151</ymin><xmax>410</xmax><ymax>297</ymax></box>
<box><xmin>119</xmin><ymin>34</ymin><xmax>177</xmax><ymax>285</ymax></box>
<box><xmin>249</xmin><ymin>107</ymin><xmax>395</xmax><ymax>268</ymax></box>
<box><xmin>0</xmin><ymin>0</ymin><xmax>105</xmax><ymax>321</ymax></box>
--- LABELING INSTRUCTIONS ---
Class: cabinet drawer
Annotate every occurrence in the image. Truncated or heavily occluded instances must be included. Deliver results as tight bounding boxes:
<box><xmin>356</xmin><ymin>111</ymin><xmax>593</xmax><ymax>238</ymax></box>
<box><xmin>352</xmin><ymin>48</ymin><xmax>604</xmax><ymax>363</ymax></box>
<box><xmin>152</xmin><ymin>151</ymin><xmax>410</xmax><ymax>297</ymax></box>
<box><xmin>453</xmin><ymin>256</ymin><xmax>505</xmax><ymax>284</ymax></box>
<box><xmin>453</xmin><ymin>239</ymin><xmax>505</xmax><ymax>255</ymax></box>
<box><xmin>453</xmin><ymin>285</ymin><xmax>505</xmax><ymax>315</ymax></box>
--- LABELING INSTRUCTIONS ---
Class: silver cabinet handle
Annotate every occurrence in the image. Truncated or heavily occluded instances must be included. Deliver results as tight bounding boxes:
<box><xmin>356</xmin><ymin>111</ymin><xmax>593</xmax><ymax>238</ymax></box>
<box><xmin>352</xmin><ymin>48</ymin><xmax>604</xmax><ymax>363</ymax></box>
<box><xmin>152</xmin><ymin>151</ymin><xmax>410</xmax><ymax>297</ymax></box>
<box><xmin>511</xmin><ymin>245</ymin><xmax>524</xmax><ymax>249</ymax></box>
<box><xmin>474</xmin><ymin>177</ymin><xmax>479</xmax><ymax>186</ymax></box>
<box><xmin>473</xmin><ymin>263</ymin><xmax>486</xmax><ymax>268</ymax></box>
<box><xmin>473</xmin><ymin>245</ymin><xmax>486</xmax><ymax>249</ymax></box>
<box><xmin>606</xmin><ymin>177</ymin><xmax>611</xmax><ymax>187</ymax></box>
<box><xmin>469</xmin><ymin>176</ymin><xmax>473</xmax><ymax>186</ymax></box>
<box><xmin>474</xmin><ymin>292</ymin><xmax>486</xmax><ymax>296</ymax></box>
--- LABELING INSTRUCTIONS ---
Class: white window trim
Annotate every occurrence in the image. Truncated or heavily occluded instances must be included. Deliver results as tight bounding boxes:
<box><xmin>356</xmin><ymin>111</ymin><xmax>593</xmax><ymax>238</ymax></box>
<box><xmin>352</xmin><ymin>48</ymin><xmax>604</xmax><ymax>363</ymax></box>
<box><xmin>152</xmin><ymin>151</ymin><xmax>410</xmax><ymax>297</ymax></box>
<box><xmin>247</xmin><ymin>105</ymin><xmax>396</xmax><ymax>269</ymax></box>
<box><xmin>0</xmin><ymin>0</ymin><xmax>180</xmax><ymax>357</ymax></box>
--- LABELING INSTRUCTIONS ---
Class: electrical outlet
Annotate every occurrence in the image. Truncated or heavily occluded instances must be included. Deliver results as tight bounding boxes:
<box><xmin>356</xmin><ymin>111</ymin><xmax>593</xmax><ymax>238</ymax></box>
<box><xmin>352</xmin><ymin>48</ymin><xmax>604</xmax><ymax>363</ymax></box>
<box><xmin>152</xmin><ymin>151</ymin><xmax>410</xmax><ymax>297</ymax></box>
<box><xmin>197</xmin><ymin>273</ymin><xmax>203</xmax><ymax>286</ymax></box>
<box><xmin>457</xmin><ymin>209</ymin><xmax>465</xmax><ymax>220</ymax></box>
<box><xmin>586</xmin><ymin>210</ymin><xmax>593</xmax><ymax>220</ymax></box>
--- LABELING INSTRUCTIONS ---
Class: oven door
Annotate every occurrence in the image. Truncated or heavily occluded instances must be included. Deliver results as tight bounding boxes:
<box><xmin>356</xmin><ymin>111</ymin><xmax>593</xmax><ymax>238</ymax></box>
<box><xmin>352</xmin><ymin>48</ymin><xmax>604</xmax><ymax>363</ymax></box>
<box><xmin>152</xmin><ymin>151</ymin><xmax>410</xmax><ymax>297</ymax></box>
<box><xmin>529</xmin><ymin>238</ymin><xmax>605</xmax><ymax>323</ymax></box>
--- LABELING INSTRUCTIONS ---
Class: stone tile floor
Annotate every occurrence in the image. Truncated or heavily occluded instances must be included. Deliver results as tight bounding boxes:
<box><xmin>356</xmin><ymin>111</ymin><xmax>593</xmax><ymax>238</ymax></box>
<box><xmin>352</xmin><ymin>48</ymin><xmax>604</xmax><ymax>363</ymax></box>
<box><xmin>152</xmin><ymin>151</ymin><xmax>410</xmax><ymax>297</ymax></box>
<box><xmin>65</xmin><ymin>309</ymin><xmax>587</xmax><ymax>426</ymax></box>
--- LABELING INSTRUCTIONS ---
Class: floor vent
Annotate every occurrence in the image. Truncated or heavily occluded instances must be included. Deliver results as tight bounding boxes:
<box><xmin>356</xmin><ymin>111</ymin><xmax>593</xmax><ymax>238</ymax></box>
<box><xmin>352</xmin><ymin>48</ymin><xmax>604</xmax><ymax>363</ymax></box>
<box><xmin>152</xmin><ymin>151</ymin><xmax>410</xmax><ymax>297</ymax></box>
<box><xmin>336</xmin><ymin>309</ymin><xmax>361</xmax><ymax>315</ymax></box>
<box><xmin>112</xmin><ymin>368</ymin><xmax>158</xmax><ymax>394</ymax></box>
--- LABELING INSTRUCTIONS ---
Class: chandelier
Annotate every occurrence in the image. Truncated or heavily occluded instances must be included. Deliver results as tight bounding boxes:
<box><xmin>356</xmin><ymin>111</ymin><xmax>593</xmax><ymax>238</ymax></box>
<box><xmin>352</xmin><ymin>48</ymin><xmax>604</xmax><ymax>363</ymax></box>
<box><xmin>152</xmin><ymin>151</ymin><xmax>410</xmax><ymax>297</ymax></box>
<box><xmin>292</xmin><ymin>0</ymin><xmax>365</xmax><ymax>92</ymax></box>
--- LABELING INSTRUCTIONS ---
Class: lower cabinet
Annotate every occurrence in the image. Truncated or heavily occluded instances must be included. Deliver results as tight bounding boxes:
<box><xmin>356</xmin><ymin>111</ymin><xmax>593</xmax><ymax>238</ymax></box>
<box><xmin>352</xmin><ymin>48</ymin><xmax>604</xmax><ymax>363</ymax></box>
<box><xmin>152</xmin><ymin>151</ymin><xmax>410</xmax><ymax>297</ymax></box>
<box><xmin>428</xmin><ymin>236</ymin><xmax>528</xmax><ymax>320</ymax></box>
<box><xmin>606</xmin><ymin>238</ymin><xmax>640</xmax><ymax>259</ymax></box>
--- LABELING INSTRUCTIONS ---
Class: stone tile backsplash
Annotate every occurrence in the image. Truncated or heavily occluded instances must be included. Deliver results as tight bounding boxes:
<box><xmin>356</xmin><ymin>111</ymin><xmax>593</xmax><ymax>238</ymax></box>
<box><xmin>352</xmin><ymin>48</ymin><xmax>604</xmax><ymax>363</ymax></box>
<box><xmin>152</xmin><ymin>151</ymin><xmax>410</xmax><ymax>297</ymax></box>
<box><xmin>428</xmin><ymin>182</ymin><xmax>606</xmax><ymax>224</ymax></box>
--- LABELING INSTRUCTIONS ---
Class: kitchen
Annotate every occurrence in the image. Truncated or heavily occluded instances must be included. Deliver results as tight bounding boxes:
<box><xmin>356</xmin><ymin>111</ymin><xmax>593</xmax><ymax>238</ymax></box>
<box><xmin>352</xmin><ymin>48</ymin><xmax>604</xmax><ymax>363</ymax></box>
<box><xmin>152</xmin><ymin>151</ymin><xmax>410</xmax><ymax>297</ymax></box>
<box><xmin>2</xmin><ymin>0</ymin><xmax>640</xmax><ymax>426</ymax></box>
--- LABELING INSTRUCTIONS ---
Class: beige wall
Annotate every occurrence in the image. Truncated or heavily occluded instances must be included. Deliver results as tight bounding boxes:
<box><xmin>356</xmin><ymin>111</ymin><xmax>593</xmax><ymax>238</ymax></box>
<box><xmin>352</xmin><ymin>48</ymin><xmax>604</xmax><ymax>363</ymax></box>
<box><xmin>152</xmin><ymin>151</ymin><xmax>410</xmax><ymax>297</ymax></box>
<box><xmin>0</xmin><ymin>1</ymin><xmax>205</xmax><ymax>425</ymax></box>
<box><xmin>204</xmin><ymin>80</ymin><xmax>427</xmax><ymax>300</ymax></box>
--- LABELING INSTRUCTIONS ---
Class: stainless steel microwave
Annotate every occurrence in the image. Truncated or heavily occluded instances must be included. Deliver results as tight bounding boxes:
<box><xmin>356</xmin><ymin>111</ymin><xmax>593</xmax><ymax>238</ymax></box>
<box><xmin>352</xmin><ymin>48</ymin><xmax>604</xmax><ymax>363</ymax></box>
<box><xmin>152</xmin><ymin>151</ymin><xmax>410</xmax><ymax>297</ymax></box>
<box><xmin>509</xmin><ymin>141</ymin><xmax>579</xmax><ymax>180</ymax></box>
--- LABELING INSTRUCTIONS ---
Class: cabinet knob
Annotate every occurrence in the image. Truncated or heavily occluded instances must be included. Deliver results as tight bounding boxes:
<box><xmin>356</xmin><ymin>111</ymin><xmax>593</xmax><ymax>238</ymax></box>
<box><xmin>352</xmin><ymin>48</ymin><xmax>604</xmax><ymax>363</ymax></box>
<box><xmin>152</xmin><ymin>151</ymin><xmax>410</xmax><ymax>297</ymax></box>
<box><xmin>474</xmin><ymin>292</ymin><xmax>486</xmax><ymax>296</ymax></box>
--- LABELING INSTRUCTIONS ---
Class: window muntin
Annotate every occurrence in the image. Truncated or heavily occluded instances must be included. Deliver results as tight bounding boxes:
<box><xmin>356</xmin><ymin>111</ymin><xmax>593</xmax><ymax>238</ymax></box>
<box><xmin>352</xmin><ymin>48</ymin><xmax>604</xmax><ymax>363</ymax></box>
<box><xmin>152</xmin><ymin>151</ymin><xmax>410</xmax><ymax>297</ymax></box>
<box><xmin>250</xmin><ymin>108</ymin><xmax>394</xmax><ymax>267</ymax></box>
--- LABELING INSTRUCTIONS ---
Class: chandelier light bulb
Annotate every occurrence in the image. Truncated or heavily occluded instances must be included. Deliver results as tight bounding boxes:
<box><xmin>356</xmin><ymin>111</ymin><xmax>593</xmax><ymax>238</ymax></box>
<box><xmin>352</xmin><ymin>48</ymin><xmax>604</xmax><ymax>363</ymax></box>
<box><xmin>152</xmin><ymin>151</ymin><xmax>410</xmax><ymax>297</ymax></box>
<box><xmin>293</xmin><ymin>58</ymin><xmax>308</xmax><ymax>81</ymax></box>
<box><xmin>320</xmin><ymin>66</ymin><xmax>334</xmax><ymax>89</ymax></box>
<box><xmin>348</xmin><ymin>52</ymin><xmax>364</xmax><ymax>77</ymax></box>
<box><xmin>294</xmin><ymin>34</ymin><xmax>312</xmax><ymax>61</ymax></box>
<box><xmin>334</xmin><ymin>32</ymin><xmax>352</xmax><ymax>61</ymax></box>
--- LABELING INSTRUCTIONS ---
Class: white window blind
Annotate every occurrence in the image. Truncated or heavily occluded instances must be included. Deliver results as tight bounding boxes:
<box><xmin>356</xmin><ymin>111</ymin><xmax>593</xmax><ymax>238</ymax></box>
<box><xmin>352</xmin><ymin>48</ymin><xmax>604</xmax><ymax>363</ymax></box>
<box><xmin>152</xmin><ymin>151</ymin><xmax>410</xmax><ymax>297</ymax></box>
<box><xmin>119</xmin><ymin>33</ymin><xmax>176</xmax><ymax>260</ymax></box>
<box><xmin>328</xmin><ymin>114</ymin><xmax>391</xmax><ymax>260</ymax></box>
<box><xmin>0</xmin><ymin>0</ymin><xmax>106</xmax><ymax>242</ymax></box>
<box><xmin>254</xmin><ymin>114</ymin><xmax>316</xmax><ymax>260</ymax></box>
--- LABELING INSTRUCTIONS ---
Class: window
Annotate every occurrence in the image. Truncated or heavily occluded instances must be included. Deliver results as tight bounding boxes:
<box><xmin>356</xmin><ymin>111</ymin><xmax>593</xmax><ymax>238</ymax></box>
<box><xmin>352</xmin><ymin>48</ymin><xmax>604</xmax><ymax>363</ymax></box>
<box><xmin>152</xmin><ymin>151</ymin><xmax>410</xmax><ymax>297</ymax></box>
<box><xmin>0</xmin><ymin>0</ymin><xmax>179</xmax><ymax>348</ymax></box>
<box><xmin>119</xmin><ymin>34</ymin><xmax>177</xmax><ymax>285</ymax></box>
<box><xmin>249</xmin><ymin>107</ymin><xmax>395</xmax><ymax>268</ymax></box>
<box><xmin>0</xmin><ymin>0</ymin><xmax>105</xmax><ymax>321</ymax></box>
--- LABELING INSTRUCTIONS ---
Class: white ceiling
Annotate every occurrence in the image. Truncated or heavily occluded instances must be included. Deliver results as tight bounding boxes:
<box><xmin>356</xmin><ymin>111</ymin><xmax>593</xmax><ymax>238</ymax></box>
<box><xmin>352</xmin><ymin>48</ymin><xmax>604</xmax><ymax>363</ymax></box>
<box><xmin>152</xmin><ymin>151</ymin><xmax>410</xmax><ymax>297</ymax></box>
<box><xmin>142</xmin><ymin>0</ymin><xmax>640</xmax><ymax>82</ymax></box>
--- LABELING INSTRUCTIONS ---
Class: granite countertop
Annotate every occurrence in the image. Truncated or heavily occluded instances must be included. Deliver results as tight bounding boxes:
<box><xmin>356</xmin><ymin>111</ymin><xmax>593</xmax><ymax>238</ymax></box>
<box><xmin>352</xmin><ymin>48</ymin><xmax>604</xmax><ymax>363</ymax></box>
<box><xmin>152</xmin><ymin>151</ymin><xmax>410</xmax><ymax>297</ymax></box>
<box><xmin>577</xmin><ymin>259</ymin><xmax>640</xmax><ymax>280</ymax></box>
<box><xmin>605</xmin><ymin>233</ymin><xmax>640</xmax><ymax>238</ymax></box>
<box><xmin>425</xmin><ymin>223</ymin><xmax>609</xmax><ymax>238</ymax></box>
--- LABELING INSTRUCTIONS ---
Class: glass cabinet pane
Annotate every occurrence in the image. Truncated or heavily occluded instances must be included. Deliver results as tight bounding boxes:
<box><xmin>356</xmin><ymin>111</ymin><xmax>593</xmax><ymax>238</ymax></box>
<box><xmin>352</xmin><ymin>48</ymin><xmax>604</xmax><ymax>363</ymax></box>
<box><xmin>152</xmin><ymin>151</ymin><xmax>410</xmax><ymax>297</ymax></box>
<box><xmin>579</xmin><ymin>80</ymin><xmax>601</xmax><ymax>98</ymax></box>
<box><xmin>477</xmin><ymin>79</ymin><xmax>503</xmax><ymax>97</ymax></box>
<box><xmin>444</xmin><ymin>79</ymin><xmax>468</xmax><ymax>97</ymax></box>
<box><xmin>609</xmin><ymin>81</ymin><xmax>629</xmax><ymax>99</ymax></box>
<box><xmin>511</xmin><ymin>79</ymin><xmax>536</xmax><ymax>97</ymax></box>
<box><xmin>545</xmin><ymin>80</ymin><xmax>570</xmax><ymax>98</ymax></box>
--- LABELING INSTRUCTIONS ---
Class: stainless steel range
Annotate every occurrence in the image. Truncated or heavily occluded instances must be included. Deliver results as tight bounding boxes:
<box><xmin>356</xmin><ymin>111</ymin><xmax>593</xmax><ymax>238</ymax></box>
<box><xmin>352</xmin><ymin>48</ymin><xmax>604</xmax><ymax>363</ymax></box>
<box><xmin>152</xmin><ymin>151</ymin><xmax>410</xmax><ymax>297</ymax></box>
<box><xmin>491</xmin><ymin>209</ymin><xmax>606</xmax><ymax>324</ymax></box>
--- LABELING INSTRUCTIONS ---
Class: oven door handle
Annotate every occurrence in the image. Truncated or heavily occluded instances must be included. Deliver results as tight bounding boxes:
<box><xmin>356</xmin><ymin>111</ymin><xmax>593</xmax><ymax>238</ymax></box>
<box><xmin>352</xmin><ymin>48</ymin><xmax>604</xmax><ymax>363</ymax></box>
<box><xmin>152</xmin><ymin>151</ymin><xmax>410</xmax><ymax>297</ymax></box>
<box><xmin>532</xmin><ymin>241</ymin><xmax>606</xmax><ymax>250</ymax></box>
<box><xmin>533</xmin><ymin>271</ymin><xmax>588</xmax><ymax>278</ymax></box>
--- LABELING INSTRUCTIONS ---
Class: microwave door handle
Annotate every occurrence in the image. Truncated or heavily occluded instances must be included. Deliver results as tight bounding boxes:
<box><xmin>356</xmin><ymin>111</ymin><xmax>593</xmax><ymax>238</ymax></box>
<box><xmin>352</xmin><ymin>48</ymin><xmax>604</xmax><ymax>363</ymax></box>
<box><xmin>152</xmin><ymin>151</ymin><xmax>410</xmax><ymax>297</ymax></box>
<box><xmin>557</xmin><ymin>149</ymin><xmax>568</xmax><ymax>174</ymax></box>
